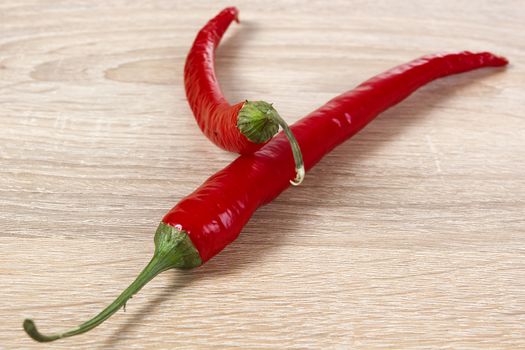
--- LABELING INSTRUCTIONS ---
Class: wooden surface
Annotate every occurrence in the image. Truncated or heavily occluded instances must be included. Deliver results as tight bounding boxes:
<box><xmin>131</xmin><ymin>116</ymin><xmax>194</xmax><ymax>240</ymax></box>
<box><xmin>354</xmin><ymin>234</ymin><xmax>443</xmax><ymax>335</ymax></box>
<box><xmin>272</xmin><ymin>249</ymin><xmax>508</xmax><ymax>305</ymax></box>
<box><xmin>1</xmin><ymin>1</ymin><xmax>524</xmax><ymax>349</ymax></box>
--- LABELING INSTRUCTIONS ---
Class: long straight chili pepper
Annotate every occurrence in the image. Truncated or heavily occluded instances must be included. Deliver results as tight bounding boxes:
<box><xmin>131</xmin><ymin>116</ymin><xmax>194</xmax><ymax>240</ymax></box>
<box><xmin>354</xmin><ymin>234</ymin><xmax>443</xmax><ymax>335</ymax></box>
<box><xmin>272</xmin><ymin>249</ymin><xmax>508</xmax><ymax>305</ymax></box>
<box><xmin>24</xmin><ymin>51</ymin><xmax>507</xmax><ymax>342</ymax></box>
<box><xmin>184</xmin><ymin>7</ymin><xmax>306</xmax><ymax>185</ymax></box>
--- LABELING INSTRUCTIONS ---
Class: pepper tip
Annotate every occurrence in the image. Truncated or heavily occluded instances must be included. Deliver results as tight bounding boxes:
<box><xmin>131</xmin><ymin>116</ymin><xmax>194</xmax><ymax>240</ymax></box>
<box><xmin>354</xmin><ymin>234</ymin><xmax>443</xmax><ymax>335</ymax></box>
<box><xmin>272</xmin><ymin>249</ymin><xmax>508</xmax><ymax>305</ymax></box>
<box><xmin>225</xmin><ymin>6</ymin><xmax>240</xmax><ymax>23</ymax></box>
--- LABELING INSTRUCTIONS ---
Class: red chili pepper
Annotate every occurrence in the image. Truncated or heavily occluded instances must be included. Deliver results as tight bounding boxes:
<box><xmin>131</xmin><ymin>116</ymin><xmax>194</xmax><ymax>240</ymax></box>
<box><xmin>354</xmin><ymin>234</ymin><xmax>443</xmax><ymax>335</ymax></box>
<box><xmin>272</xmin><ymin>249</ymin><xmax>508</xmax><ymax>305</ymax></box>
<box><xmin>185</xmin><ymin>7</ymin><xmax>305</xmax><ymax>185</ymax></box>
<box><xmin>24</xmin><ymin>51</ymin><xmax>507</xmax><ymax>342</ymax></box>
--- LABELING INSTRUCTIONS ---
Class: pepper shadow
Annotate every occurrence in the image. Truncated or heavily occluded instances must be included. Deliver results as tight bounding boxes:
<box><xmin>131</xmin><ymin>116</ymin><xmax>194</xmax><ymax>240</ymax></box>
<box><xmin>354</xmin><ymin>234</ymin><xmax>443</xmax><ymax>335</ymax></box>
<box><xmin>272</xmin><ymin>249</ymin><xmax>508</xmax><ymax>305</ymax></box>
<box><xmin>99</xmin><ymin>270</ymin><xmax>196</xmax><ymax>349</ymax></box>
<box><xmin>101</xmin><ymin>24</ymin><xmax>508</xmax><ymax>347</ymax></box>
<box><xmin>202</xmin><ymin>67</ymin><xmax>508</xmax><ymax>275</ymax></box>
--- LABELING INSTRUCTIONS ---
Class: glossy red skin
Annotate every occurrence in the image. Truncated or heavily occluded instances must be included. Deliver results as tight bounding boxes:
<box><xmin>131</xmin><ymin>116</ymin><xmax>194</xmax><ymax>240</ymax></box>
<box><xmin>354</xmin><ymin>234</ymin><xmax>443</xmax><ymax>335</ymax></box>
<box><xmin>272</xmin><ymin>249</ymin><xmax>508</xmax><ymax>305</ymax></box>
<box><xmin>184</xmin><ymin>7</ymin><xmax>262</xmax><ymax>154</ymax></box>
<box><xmin>166</xmin><ymin>51</ymin><xmax>508</xmax><ymax>262</ymax></box>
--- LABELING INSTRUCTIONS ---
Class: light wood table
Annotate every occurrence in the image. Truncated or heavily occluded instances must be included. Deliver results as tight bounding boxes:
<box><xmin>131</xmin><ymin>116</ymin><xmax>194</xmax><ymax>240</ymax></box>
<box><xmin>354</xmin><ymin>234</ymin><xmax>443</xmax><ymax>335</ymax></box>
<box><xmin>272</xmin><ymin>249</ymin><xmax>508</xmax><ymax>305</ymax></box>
<box><xmin>1</xmin><ymin>1</ymin><xmax>523</xmax><ymax>349</ymax></box>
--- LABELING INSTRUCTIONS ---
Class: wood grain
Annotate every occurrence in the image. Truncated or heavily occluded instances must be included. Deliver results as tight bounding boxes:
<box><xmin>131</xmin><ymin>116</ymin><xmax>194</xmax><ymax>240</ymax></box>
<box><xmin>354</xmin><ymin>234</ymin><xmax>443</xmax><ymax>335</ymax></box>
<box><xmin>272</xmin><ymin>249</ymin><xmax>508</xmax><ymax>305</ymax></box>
<box><xmin>1</xmin><ymin>1</ymin><xmax>524</xmax><ymax>349</ymax></box>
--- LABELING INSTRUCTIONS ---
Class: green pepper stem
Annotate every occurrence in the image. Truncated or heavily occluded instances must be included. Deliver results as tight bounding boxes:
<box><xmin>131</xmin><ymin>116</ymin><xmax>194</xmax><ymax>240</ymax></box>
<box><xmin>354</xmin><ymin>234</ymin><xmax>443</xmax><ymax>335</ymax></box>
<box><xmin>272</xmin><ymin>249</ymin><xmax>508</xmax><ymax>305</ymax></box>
<box><xmin>268</xmin><ymin>110</ymin><xmax>305</xmax><ymax>186</ymax></box>
<box><xmin>237</xmin><ymin>100</ymin><xmax>305</xmax><ymax>185</ymax></box>
<box><xmin>23</xmin><ymin>255</ymin><xmax>167</xmax><ymax>342</ymax></box>
<box><xmin>23</xmin><ymin>223</ymin><xmax>202</xmax><ymax>343</ymax></box>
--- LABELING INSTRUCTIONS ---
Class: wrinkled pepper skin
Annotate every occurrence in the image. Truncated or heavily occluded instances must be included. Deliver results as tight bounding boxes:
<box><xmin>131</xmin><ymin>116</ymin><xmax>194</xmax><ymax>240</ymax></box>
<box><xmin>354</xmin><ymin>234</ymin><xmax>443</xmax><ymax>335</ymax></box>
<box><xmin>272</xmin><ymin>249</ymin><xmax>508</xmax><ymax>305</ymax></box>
<box><xmin>184</xmin><ymin>7</ymin><xmax>263</xmax><ymax>154</ymax></box>
<box><xmin>165</xmin><ymin>51</ymin><xmax>507</xmax><ymax>262</ymax></box>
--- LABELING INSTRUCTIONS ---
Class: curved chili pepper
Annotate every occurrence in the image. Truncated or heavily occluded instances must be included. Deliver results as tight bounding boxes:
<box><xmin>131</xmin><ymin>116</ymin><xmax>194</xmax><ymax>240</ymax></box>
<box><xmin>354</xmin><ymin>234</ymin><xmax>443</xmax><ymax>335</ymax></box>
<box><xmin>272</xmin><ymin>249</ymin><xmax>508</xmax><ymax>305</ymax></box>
<box><xmin>184</xmin><ymin>7</ymin><xmax>305</xmax><ymax>185</ymax></box>
<box><xmin>24</xmin><ymin>51</ymin><xmax>507</xmax><ymax>342</ymax></box>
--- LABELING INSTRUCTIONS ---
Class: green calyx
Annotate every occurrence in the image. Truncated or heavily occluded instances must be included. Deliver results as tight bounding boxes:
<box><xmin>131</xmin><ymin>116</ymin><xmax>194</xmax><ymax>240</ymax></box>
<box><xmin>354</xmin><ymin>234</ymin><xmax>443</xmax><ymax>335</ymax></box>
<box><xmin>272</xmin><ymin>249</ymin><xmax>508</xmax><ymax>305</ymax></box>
<box><xmin>23</xmin><ymin>222</ymin><xmax>201</xmax><ymax>343</ymax></box>
<box><xmin>237</xmin><ymin>100</ymin><xmax>305</xmax><ymax>186</ymax></box>
<box><xmin>237</xmin><ymin>100</ymin><xmax>280</xmax><ymax>144</ymax></box>
<box><xmin>154</xmin><ymin>222</ymin><xmax>203</xmax><ymax>270</ymax></box>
